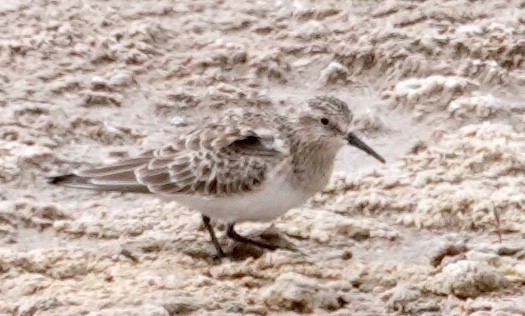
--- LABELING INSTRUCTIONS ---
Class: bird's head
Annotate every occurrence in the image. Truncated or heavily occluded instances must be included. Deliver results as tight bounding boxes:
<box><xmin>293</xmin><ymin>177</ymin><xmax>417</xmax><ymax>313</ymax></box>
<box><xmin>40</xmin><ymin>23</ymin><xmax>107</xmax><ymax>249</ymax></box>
<box><xmin>298</xmin><ymin>96</ymin><xmax>385</xmax><ymax>163</ymax></box>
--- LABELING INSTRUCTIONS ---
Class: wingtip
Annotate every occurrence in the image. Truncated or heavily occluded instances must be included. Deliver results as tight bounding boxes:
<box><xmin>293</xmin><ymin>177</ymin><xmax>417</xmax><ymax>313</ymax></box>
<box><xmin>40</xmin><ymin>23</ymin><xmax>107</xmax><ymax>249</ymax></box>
<box><xmin>47</xmin><ymin>174</ymin><xmax>76</xmax><ymax>185</ymax></box>
<box><xmin>46</xmin><ymin>173</ymin><xmax>151</xmax><ymax>193</ymax></box>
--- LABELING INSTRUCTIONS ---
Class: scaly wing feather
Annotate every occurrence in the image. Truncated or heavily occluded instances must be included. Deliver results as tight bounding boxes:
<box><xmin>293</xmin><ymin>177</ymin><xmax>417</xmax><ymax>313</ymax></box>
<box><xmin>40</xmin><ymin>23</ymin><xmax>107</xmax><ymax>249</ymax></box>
<box><xmin>49</xmin><ymin>123</ymin><xmax>289</xmax><ymax>197</ymax></box>
<box><xmin>136</xmin><ymin>124</ymin><xmax>288</xmax><ymax>196</ymax></box>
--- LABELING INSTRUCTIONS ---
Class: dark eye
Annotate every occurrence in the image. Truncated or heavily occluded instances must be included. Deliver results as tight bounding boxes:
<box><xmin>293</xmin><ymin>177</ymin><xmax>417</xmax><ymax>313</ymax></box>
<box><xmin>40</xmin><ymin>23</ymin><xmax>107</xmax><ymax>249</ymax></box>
<box><xmin>320</xmin><ymin>118</ymin><xmax>329</xmax><ymax>125</ymax></box>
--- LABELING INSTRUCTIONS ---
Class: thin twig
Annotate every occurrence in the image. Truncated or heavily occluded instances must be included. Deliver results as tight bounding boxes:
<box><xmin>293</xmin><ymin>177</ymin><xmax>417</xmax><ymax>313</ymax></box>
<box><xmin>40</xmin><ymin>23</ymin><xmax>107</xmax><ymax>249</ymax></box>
<box><xmin>493</xmin><ymin>208</ymin><xmax>502</xmax><ymax>243</ymax></box>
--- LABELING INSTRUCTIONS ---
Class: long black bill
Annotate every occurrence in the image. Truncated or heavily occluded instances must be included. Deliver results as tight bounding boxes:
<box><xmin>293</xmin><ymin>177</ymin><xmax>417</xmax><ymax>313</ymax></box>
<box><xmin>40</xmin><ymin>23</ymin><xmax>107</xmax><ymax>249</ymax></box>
<box><xmin>346</xmin><ymin>132</ymin><xmax>386</xmax><ymax>164</ymax></box>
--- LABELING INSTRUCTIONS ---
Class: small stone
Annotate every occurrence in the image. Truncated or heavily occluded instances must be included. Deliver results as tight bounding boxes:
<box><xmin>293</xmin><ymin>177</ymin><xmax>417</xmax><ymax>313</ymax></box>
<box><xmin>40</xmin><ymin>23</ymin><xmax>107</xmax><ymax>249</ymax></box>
<box><xmin>516</xmin><ymin>250</ymin><xmax>525</xmax><ymax>260</ymax></box>
<box><xmin>117</xmin><ymin>247</ymin><xmax>139</xmax><ymax>263</ymax></box>
<box><xmin>336</xmin><ymin>223</ymin><xmax>370</xmax><ymax>241</ymax></box>
<box><xmin>262</xmin><ymin>272</ymin><xmax>340</xmax><ymax>313</ymax></box>
<box><xmin>82</xmin><ymin>92</ymin><xmax>123</xmax><ymax>107</ymax></box>
<box><xmin>381</xmin><ymin>284</ymin><xmax>421</xmax><ymax>312</ymax></box>
<box><xmin>91</xmin><ymin>76</ymin><xmax>110</xmax><ymax>89</ymax></box>
<box><xmin>497</xmin><ymin>246</ymin><xmax>522</xmax><ymax>256</ymax></box>
<box><xmin>161</xmin><ymin>298</ymin><xmax>202</xmax><ymax>315</ymax></box>
<box><xmin>294</xmin><ymin>21</ymin><xmax>329</xmax><ymax>40</ymax></box>
<box><xmin>225</xmin><ymin>303</ymin><xmax>244</xmax><ymax>313</ymax></box>
<box><xmin>171</xmin><ymin>116</ymin><xmax>188</xmax><ymax>127</ymax></box>
<box><xmin>319</xmin><ymin>62</ymin><xmax>349</xmax><ymax>85</ymax></box>
<box><xmin>243</xmin><ymin>304</ymin><xmax>267</xmax><ymax>315</ymax></box>
<box><xmin>341</xmin><ymin>250</ymin><xmax>353</xmax><ymax>260</ymax></box>
<box><xmin>428</xmin><ymin>260</ymin><xmax>507</xmax><ymax>299</ymax></box>
<box><xmin>430</xmin><ymin>244</ymin><xmax>468</xmax><ymax>267</ymax></box>
<box><xmin>109</xmin><ymin>71</ymin><xmax>135</xmax><ymax>87</ymax></box>
<box><xmin>18</xmin><ymin>297</ymin><xmax>62</xmax><ymax>316</ymax></box>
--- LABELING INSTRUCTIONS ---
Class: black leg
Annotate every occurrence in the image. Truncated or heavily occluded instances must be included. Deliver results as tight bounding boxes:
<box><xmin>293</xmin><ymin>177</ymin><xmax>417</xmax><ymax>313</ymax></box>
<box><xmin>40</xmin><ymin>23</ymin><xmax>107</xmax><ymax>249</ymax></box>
<box><xmin>202</xmin><ymin>215</ymin><xmax>225</xmax><ymax>258</ymax></box>
<box><xmin>226</xmin><ymin>222</ymin><xmax>278</xmax><ymax>250</ymax></box>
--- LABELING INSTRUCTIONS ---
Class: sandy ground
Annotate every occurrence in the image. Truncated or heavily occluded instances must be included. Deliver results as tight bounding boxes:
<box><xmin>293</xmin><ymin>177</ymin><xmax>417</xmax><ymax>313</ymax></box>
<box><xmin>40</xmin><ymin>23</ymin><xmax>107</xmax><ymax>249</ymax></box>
<box><xmin>2</xmin><ymin>0</ymin><xmax>525</xmax><ymax>315</ymax></box>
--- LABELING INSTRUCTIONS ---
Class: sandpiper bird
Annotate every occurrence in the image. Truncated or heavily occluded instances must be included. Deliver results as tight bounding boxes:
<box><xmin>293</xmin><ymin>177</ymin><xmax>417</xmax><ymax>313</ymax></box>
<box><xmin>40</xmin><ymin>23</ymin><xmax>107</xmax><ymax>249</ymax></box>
<box><xmin>49</xmin><ymin>96</ymin><xmax>385</xmax><ymax>258</ymax></box>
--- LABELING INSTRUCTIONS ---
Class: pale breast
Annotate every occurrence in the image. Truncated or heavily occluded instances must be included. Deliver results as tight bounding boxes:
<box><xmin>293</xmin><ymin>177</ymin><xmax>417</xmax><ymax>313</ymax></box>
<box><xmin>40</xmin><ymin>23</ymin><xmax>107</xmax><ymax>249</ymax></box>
<box><xmin>169</xmin><ymin>172</ymin><xmax>313</xmax><ymax>223</ymax></box>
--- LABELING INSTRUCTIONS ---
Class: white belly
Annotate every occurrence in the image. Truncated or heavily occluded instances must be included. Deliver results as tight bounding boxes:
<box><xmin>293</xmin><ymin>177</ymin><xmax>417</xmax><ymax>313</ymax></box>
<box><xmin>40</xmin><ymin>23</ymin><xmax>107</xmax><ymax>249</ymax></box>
<box><xmin>169</xmin><ymin>174</ymin><xmax>314</xmax><ymax>223</ymax></box>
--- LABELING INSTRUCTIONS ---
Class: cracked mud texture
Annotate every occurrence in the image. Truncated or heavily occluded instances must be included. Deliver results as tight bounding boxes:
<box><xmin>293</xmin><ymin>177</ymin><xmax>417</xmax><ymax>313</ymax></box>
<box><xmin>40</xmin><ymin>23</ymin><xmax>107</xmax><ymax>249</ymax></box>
<box><xmin>2</xmin><ymin>0</ymin><xmax>525</xmax><ymax>315</ymax></box>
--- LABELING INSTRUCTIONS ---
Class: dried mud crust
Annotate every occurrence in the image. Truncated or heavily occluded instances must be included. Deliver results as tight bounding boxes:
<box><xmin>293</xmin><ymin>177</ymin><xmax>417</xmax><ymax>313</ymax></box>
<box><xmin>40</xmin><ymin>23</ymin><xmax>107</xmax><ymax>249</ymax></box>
<box><xmin>2</xmin><ymin>0</ymin><xmax>525</xmax><ymax>315</ymax></box>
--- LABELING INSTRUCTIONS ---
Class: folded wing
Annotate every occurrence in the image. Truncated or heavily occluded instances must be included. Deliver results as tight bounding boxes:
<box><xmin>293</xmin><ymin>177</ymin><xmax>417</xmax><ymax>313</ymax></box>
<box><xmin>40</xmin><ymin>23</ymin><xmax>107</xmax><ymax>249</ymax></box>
<box><xmin>49</xmin><ymin>124</ymin><xmax>288</xmax><ymax>197</ymax></box>
<box><xmin>136</xmin><ymin>125</ymin><xmax>288</xmax><ymax>196</ymax></box>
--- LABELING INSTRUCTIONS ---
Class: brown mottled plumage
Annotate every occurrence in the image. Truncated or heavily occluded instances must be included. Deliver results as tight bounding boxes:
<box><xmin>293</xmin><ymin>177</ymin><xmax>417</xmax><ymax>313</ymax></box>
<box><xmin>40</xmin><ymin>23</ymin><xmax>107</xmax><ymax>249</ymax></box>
<box><xmin>49</xmin><ymin>96</ymin><xmax>385</xmax><ymax>258</ymax></box>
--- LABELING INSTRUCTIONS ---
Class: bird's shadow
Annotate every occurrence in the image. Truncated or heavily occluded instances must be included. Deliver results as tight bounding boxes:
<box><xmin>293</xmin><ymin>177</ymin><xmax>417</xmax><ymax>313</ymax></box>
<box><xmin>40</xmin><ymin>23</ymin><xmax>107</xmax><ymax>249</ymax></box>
<box><xmin>184</xmin><ymin>226</ymin><xmax>300</xmax><ymax>263</ymax></box>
